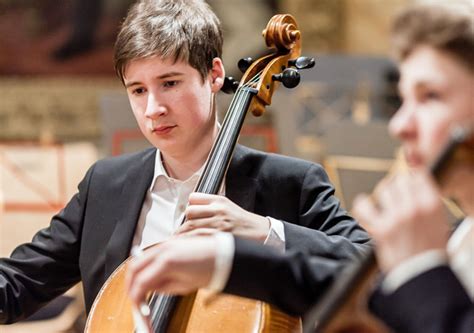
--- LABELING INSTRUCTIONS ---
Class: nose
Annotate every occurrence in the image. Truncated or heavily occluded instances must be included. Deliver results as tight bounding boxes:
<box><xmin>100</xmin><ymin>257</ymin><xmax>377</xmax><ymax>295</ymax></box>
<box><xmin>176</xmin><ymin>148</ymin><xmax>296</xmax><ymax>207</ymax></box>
<box><xmin>389</xmin><ymin>102</ymin><xmax>417</xmax><ymax>141</ymax></box>
<box><xmin>144</xmin><ymin>92</ymin><xmax>167</xmax><ymax>119</ymax></box>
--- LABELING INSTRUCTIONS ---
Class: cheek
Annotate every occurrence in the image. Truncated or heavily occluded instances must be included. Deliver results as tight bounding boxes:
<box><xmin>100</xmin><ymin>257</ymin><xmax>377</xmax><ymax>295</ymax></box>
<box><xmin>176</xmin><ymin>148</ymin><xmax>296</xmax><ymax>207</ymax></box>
<box><xmin>452</xmin><ymin>96</ymin><xmax>473</xmax><ymax>127</ymax></box>
<box><xmin>420</xmin><ymin>120</ymin><xmax>451</xmax><ymax>158</ymax></box>
<box><xmin>183</xmin><ymin>93</ymin><xmax>212</xmax><ymax>124</ymax></box>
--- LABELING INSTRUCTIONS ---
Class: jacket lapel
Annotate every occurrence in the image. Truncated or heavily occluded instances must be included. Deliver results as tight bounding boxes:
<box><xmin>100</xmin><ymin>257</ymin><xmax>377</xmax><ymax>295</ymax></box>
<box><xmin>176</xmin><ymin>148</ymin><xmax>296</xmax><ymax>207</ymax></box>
<box><xmin>105</xmin><ymin>149</ymin><xmax>156</xmax><ymax>277</ymax></box>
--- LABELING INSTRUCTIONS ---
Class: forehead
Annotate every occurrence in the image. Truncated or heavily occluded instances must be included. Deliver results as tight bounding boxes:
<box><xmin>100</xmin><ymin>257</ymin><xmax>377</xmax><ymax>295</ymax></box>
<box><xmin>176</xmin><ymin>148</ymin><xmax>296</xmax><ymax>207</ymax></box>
<box><xmin>123</xmin><ymin>56</ymin><xmax>194</xmax><ymax>80</ymax></box>
<box><xmin>399</xmin><ymin>45</ymin><xmax>471</xmax><ymax>92</ymax></box>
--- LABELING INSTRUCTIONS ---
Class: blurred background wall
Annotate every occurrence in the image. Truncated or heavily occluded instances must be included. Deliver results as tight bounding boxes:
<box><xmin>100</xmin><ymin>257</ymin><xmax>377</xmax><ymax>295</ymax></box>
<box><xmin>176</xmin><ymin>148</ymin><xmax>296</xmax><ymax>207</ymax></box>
<box><xmin>0</xmin><ymin>0</ymin><xmax>438</xmax><ymax>330</ymax></box>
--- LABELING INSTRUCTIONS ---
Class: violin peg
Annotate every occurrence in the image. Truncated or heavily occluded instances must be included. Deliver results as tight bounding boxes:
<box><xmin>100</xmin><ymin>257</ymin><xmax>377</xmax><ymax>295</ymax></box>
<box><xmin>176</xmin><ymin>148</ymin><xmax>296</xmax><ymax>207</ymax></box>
<box><xmin>272</xmin><ymin>68</ymin><xmax>300</xmax><ymax>88</ymax></box>
<box><xmin>288</xmin><ymin>56</ymin><xmax>315</xmax><ymax>70</ymax></box>
<box><xmin>238</xmin><ymin>57</ymin><xmax>253</xmax><ymax>73</ymax></box>
<box><xmin>221</xmin><ymin>76</ymin><xmax>239</xmax><ymax>94</ymax></box>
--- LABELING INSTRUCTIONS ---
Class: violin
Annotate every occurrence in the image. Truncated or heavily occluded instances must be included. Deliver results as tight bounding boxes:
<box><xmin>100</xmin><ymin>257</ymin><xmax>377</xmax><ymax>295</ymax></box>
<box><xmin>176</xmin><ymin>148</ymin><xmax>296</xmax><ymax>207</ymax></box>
<box><xmin>85</xmin><ymin>14</ymin><xmax>314</xmax><ymax>333</ymax></box>
<box><xmin>303</xmin><ymin>126</ymin><xmax>474</xmax><ymax>333</ymax></box>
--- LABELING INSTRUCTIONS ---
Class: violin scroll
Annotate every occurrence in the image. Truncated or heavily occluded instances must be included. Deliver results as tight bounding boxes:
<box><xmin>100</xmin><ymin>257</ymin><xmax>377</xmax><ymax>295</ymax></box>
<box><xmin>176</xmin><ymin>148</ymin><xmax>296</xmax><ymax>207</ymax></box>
<box><xmin>221</xmin><ymin>14</ymin><xmax>315</xmax><ymax>116</ymax></box>
<box><xmin>263</xmin><ymin>14</ymin><xmax>301</xmax><ymax>54</ymax></box>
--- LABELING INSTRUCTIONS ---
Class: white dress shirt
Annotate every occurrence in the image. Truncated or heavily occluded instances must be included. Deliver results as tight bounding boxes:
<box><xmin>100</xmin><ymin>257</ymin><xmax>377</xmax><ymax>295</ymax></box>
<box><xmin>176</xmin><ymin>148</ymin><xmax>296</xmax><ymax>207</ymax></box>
<box><xmin>131</xmin><ymin>149</ymin><xmax>286</xmax><ymax>290</ymax></box>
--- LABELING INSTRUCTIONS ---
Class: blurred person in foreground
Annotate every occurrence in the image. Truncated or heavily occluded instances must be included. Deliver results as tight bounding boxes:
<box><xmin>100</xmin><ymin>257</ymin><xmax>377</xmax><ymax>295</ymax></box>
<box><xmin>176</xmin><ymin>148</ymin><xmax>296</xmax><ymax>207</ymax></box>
<box><xmin>352</xmin><ymin>3</ymin><xmax>473</xmax><ymax>333</ymax></box>
<box><xmin>127</xmin><ymin>3</ymin><xmax>473</xmax><ymax>331</ymax></box>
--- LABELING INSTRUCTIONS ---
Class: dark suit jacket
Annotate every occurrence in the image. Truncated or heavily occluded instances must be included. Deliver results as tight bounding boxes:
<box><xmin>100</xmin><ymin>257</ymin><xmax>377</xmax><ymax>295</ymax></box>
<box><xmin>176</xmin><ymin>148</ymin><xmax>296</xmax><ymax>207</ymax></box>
<box><xmin>369</xmin><ymin>265</ymin><xmax>474</xmax><ymax>333</ymax></box>
<box><xmin>224</xmin><ymin>237</ymin><xmax>365</xmax><ymax>316</ymax></box>
<box><xmin>0</xmin><ymin>145</ymin><xmax>369</xmax><ymax>324</ymax></box>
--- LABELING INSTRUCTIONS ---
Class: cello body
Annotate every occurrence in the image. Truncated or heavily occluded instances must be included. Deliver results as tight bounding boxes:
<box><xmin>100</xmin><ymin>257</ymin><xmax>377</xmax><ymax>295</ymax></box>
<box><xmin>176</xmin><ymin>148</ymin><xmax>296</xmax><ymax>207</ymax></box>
<box><xmin>85</xmin><ymin>244</ymin><xmax>301</xmax><ymax>333</ymax></box>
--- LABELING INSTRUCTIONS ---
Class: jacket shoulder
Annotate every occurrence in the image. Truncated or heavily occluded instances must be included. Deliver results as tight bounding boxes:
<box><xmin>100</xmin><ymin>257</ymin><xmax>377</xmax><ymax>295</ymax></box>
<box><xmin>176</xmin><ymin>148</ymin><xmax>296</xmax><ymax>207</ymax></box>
<box><xmin>93</xmin><ymin>148</ymin><xmax>155</xmax><ymax>174</ymax></box>
<box><xmin>233</xmin><ymin>145</ymin><xmax>323</xmax><ymax>178</ymax></box>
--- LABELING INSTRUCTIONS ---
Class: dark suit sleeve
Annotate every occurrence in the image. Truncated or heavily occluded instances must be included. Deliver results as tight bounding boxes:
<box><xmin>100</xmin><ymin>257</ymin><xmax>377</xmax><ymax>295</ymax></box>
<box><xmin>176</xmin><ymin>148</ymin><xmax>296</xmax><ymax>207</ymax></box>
<box><xmin>223</xmin><ymin>158</ymin><xmax>371</xmax><ymax>315</ymax></box>
<box><xmin>283</xmin><ymin>164</ymin><xmax>370</xmax><ymax>260</ymax></box>
<box><xmin>0</xmin><ymin>164</ymin><xmax>94</xmax><ymax>324</ymax></box>
<box><xmin>224</xmin><ymin>236</ymin><xmax>350</xmax><ymax>315</ymax></box>
<box><xmin>369</xmin><ymin>265</ymin><xmax>474</xmax><ymax>333</ymax></box>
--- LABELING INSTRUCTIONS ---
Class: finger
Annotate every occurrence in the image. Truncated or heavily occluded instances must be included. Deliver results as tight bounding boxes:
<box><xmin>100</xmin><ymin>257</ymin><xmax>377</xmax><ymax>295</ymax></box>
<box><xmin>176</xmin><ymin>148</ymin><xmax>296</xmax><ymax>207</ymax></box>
<box><xmin>352</xmin><ymin>194</ymin><xmax>382</xmax><ymax>235</ymax></box>
<box><xmin>158</xmin><ymin>278</ymin><xmax>197</xmax><ymax>295</ymax></box>
<box><xmin>185</xmin><ymin>204</ymin><xmax>216</xmax><ymax>220</ymax></box>
<box><xmin>390</xmin><ymin>173</ymin><xmax>415</xmax><ymax>212</ymax></box>
<box><xmin>128</xmin><ymin>255</ymin><xmax>175</xmax><ymax>304</ymax></box>
<box><xmin>412</xmin><ymin>170</ymin><xmax>443</xmax><ymax>215</ymax></box>
<box><xmin>173</xmin><ymin>228</ymin><xmax>219</xmax><ymax>238</ymax></box>
<box><xmin>375</xmin><ymin>176</ymin><xmax>400</xmax><ymax>216</ymax></box>
<box><xmin>126</xmin><ymin>249</ymin><xmax>160</xmax><ymax>291</ymax></box>
<box><xmin>177</xmin><ymin>218</ymin><xmax>231</xmax><ymax>234</ymax></box>
<box><xmin>188</xmin><ymin>192</ymin><xmax>222</xmax><ymax>205</ymax></box>
<box><xmin>413</xmin><ymin>170</ymin><xmax>440</xmax><ymax>200</ymax></box>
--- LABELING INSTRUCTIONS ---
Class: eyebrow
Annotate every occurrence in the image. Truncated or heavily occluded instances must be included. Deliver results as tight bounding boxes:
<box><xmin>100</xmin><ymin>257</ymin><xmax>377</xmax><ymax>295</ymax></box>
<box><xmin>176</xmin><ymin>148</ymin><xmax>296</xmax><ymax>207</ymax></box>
<box><xmin>125</xmin><ymin>72</ymin><xmax>184</xmax><ymax>88</ymax></box>
<box><xmin>398</xmin><ymin>78</ymin><xmax>436</xmax><ymax>95</ymax></box>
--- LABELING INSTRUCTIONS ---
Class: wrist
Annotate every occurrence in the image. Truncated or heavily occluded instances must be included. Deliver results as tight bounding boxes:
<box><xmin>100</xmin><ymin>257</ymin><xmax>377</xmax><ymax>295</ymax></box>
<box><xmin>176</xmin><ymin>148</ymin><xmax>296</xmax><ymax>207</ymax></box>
<box><xmin>252</xmin><ymin>213</ymin><xmax>271</xmax><ymax>243</ymax></box>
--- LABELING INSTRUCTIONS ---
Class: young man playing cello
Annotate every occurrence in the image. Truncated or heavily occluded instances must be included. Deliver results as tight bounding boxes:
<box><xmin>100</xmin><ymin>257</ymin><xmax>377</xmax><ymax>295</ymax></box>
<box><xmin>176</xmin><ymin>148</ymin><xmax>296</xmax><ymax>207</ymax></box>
<box><xmin>127</xmin><ymin>3</ymin><xmax>473</xmax><ymax>331</ymax></box>
<box><xmin>0</xmin><ymin>0</ymin><xmax>369</xmax><ymax>325</ymax></box>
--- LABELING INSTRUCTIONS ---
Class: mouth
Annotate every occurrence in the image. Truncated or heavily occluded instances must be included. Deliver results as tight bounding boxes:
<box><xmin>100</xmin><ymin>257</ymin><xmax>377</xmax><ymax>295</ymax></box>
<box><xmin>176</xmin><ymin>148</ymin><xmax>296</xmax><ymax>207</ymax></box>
<box><xmin>404</xmin><ymin>149</ymin><xmax>424</xmax><ymax>168</ymax></box>
<box><xmin>152</xmin><ymin>125</ymin><xmax>176</xmax><ymax>134</ymax></box>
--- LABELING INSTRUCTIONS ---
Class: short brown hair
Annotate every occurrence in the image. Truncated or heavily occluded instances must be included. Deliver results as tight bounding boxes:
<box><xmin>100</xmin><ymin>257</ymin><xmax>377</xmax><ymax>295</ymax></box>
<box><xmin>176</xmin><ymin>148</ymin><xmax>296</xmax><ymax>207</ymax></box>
<box><xmin>114</xmin><ymin>0</ymin><xmax>223</xmax><ymax>83</ymax></box>
<box><xmin>391</xmin><ymin>3</ymin><xmax>474</xmax><ymax>72</ymax></box>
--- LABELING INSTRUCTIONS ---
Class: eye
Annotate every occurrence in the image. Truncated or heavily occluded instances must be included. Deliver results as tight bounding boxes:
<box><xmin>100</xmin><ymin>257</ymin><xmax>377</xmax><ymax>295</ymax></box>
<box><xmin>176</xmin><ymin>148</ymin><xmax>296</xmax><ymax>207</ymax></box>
<box><xmin>164</xmin><ymin>80</ymin><xmax>179</xmax><ymax>88</ymax></box>
<box><xmin>131</xmin><ymin>87</ymin><xmax>146</xmax><ymax>95</ymax></box>
<box><xmin>425</xmin><ymin>91</ymin><xmax>440</xmax><ymax>100</ymax></box>
<box><xmin>419</xmin><ymin>89</ymin><xmax>441</xmax><ymax>102</ymax></box>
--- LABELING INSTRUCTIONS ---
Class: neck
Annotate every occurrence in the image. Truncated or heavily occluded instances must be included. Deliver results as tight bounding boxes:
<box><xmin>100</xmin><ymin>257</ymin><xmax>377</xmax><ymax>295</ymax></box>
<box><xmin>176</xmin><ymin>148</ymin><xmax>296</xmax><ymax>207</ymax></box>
<box><xmin>441</xmin><ymin>164</ymin><xmax>474</xmax><ymax>217</ymax></box>
<box><xmin>458</xmin><ymin>193</ymin><xmax>474</xmax><ymax>217</ymax></box>
<box><xmin>161</xmin><ymin>124</ymin><xmax>219</xmax><ymax>181</ymax></box>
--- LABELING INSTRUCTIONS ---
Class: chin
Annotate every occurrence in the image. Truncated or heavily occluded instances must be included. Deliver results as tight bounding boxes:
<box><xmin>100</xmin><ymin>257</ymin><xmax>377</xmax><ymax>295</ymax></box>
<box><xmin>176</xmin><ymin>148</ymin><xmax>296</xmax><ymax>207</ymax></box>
<box><xmin>405</xmin><ymin>157</ymin><xmax>425</xmax><ymax>169</ymax></box>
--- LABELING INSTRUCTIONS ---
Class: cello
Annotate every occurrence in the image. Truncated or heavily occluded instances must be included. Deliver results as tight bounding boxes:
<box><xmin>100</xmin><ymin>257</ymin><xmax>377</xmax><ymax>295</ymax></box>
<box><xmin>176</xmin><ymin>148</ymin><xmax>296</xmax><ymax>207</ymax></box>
<box><xmin>303</xmin><ymin>126</ymin><xmax>474</xmax><ymax>333</ymax></box>
<box><xmin>85</xmin><ymin>14</ymin><xmax>315</xmax><ymax>333</ymax></box>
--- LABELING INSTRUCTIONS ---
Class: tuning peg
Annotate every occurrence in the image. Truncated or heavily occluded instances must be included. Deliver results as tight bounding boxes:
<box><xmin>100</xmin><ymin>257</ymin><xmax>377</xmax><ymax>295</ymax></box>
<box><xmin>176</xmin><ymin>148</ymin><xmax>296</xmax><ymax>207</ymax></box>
<box><xmin>272</xmin><ymin>68</ymin><xmax>300</xmax><ymax>88</ymax></box>
<box><xmin>238</xmin><ymin>57</ymin><xmax>253</xmax><ymax>73</ymax></box>
<box><xmin>221</xmin><ymin>76</ymin><xmax>239</xmax><ymax>94</ymax></box>
<box><xmin>288</xmin><ymin>56</ymin><xmax>315</xmax><ymax>70</ymax></box>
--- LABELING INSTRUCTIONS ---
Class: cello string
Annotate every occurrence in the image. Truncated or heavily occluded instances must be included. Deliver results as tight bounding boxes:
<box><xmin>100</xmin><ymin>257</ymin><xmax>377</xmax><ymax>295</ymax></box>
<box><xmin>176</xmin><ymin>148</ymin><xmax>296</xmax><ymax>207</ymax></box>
<box><xmin>203</xmin><ymin>76</ymin><xmax>260</xmax><ymax>193</ymax></box>
<box><xmin>197</xmin><ymin>81</ymin><xmax>247</xmax><ymax>193</ymax></box>
<box><xmin>201</xmin><ymin>72</ymin><xmax>261</xmax><ymax>194</ymax></box>
<box><xmin>145</xmin><ymin>72</ymin><xmax>263</xmax><ymax>332</ymax></box>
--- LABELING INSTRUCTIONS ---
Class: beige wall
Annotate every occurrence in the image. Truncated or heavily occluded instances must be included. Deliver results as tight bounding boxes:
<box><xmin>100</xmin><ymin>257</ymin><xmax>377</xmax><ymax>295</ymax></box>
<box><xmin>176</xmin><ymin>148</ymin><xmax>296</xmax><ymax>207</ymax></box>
<box><xmin>279</xmin><ymin>0</ymin><xmax>411</xmax><ymax>55</ymax></box>
<box><xmin>344</xmin><ymin>0</ymin><xmax>410</xmax><ymax>55</ymax></box>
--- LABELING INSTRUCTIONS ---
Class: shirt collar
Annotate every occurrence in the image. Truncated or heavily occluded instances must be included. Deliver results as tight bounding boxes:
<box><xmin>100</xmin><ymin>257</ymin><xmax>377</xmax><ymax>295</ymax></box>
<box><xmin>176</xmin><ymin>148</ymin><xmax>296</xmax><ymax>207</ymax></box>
<box><xmin>149</xmin><ymin>149</ymin><xmax>205</xmax><ymax>191</ymax></box>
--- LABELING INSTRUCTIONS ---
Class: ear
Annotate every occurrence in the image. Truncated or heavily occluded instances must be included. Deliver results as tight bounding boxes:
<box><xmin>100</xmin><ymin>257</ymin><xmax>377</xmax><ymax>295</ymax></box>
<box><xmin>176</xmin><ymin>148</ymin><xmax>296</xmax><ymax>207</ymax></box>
<box><xmin>210</xmin><ymin>57</ymin><xmax>225</xmax><ymax>93</ymax></box>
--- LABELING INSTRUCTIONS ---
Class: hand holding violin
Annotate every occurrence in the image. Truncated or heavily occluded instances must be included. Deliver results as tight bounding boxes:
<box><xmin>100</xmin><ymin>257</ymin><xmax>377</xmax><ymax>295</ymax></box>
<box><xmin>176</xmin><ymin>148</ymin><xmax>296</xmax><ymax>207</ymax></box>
<box><xmin>353</xmin><ymin>171</ymin><xmax>450</xmax><ymax>273</ymax></box>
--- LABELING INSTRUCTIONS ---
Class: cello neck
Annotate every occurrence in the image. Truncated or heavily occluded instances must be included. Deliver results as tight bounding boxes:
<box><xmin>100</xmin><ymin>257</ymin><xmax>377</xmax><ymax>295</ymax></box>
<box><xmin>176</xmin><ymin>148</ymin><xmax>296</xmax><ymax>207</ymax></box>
<box><xmin>195</xmin><ymin>84</ymin><xmax>257</xmax><ymax>195</ymax></box>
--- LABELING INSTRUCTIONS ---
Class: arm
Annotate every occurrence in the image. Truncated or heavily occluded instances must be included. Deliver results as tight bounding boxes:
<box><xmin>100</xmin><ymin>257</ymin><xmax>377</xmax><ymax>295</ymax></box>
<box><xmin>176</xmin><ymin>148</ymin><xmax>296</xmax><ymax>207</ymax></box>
<box><xmin>352</xmin><ymin>170</ymin><xmax>472</xmax><ymax>332</ymax></box>
<box><xmin>126</xmin><ymin>232</ymin><xmax>354</xmax><ymax>316</ymax></box>
<box><xmin>283</xmin><ymin>163</ymin><xmax>370</xmax><ymax>259</ymax></box>
<box><xmin>0</xmin><ymin>165</ymin><xmax>93</xmax><ymax>324</ymax></box>
<box><xmin>369</xmin><ymin>265</ymin><xmax>474</xmax><ymax>333</ymax></box>
<box><xmin>177</xmin><ymin>163</ymin><xmax>370</xmax><ymax>257</ymax></box>
<box><xmin>224</xmin><ymin>236</ymin><xmax>349</xmax><ymax>315</ymax></box>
